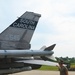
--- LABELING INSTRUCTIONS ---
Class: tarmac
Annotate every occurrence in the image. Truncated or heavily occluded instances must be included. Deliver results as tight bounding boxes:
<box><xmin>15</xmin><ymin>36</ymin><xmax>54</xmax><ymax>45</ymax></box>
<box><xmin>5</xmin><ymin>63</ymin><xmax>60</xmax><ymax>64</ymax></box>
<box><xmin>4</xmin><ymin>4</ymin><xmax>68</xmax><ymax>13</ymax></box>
<box><xmin>9</xmin><ymin>70</ymin><xmax>75</xmax><ymax>75</ymax></box>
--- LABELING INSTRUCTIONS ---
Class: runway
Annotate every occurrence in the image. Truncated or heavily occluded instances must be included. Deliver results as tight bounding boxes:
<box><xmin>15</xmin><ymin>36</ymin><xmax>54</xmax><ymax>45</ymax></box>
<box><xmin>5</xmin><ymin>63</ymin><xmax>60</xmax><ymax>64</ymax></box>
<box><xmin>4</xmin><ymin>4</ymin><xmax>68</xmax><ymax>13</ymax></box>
<box><xmin>9</xmin><ymin>70</ymin><xmax>75</xmax><ymax>75</ymax></box>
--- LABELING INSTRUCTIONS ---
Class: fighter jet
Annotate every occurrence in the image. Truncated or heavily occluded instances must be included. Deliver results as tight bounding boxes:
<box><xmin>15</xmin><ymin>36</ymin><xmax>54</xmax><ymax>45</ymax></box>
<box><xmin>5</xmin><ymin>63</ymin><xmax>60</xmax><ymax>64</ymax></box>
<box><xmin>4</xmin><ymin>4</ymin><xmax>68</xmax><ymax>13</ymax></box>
<box><xmin>0</xmin><ymin>11</ymin><xmax>57</xmax><ymax>75</ymax></box>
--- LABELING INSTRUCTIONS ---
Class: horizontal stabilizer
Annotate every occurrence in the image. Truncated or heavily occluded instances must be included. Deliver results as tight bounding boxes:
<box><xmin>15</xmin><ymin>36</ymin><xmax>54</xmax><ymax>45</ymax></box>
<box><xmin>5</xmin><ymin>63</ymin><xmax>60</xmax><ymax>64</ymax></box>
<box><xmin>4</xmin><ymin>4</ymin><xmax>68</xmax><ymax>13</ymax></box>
<box><xmin>44</xmin><ymin>44</ymin><xmax>56</xmax><ymax>51</ymax></box>
<box><xmin>40</xmin><ymin>46</ymin><xmax>46</xmax><ymax>50</ymax></box>
<box><xmin>16</xmin><ymin>60</ymin><xmax>58</xmax><ymax>66</ymax></box>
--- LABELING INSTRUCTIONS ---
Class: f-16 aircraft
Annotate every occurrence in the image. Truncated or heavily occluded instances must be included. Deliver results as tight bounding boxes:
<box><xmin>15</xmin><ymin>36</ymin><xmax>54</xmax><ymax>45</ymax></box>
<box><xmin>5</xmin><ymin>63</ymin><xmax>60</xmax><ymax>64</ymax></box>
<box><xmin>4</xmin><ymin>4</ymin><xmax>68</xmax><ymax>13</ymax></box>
<box><xmin>0</xmin><ymin>11</ymin><xmax>57</xmax><ymax>75</ymax></box>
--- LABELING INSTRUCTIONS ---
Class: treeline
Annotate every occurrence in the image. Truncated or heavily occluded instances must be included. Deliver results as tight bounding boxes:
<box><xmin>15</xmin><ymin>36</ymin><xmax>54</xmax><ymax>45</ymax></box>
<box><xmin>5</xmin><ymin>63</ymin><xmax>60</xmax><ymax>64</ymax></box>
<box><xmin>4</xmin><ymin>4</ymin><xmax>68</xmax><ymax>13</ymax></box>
<box><xmin>55</xmin><ymin>57</ymin><xmax>75</xmax><ymax>63</ymax></box>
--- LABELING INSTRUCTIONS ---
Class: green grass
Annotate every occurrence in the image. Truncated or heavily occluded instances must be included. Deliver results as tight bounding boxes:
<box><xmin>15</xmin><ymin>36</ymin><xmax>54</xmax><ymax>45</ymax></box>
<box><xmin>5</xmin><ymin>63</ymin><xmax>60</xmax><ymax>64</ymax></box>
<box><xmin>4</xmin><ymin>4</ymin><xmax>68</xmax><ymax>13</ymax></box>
<box><xmin>71</xmin><ymin>63</ymin><xmax>75</xmax><ymax>68</ymax></box>
<box><xmin>39</xmin><ymin>63</ymin><xmax>75</xmax><ymax>71</ymax></box>
<box><xmin>39</xmin><ymin>65</ymin><xmax>58</xmax><ymax>71</ymax></box>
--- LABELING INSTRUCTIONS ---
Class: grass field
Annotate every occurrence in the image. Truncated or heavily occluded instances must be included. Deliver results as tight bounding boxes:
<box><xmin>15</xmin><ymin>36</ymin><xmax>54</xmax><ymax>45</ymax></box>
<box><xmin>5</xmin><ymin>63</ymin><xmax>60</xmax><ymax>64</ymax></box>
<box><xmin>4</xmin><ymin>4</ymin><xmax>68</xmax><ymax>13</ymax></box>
<box><xmin>39</xmin><ymin>65</ymin><xmax>58</xmax><ymax>71</ymax></box>
<box><xmin>71</xmin><ymin>63</ymin><xmax>75</xmax><ymax>68</ymax></box>
<box><xmin>39</xmin><ymin>63</ymin><xmax>75</xmax><ymax>71</ymax></box>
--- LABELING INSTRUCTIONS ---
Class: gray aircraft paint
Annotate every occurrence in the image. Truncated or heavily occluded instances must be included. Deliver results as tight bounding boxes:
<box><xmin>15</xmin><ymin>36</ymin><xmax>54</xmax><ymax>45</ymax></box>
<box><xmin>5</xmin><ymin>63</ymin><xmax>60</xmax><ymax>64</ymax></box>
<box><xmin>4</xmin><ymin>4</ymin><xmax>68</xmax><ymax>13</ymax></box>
<box><xmin>0</xmin><ymin>11</ymin><xmax>56</xmax><ymax>75</ymax></box>
<box><xmin>0</xmin><ymin>50</ymin><xmax>53</xmax><ymax>58</ymax></box>
<box><xmin>0</xmin><ymin>11</ymin><xmax>41</xmax><ymax>50</ymax></box>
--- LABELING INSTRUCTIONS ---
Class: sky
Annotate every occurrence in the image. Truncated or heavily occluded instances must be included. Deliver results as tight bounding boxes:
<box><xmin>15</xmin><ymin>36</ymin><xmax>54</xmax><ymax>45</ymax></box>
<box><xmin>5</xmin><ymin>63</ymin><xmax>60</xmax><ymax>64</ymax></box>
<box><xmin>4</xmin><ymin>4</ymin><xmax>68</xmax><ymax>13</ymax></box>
<box><xmin>0</xmin><ymin>0</ymin><xmax>75</xmax><ymax>57</ymax></box>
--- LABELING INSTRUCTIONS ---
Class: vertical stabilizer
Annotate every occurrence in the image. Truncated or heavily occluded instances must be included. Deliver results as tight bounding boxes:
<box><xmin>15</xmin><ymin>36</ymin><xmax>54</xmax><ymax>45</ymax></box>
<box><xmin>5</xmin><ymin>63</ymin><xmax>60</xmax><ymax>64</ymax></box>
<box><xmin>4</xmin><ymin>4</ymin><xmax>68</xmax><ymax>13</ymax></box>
<box><xmin>0</xmin><ymin>11</ymin><xmax>41</xmax><ymax>50</ymax></box>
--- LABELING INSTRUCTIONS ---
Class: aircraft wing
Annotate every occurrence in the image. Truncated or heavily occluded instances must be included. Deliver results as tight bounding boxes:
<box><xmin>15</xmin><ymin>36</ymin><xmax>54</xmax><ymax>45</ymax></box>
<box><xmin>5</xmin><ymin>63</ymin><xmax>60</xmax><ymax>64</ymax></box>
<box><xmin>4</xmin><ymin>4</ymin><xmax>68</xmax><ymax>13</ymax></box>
<box><xmin>16</xmin><ymin>60</ymin><xmax>58</xmax><ymax>66</ymax></box>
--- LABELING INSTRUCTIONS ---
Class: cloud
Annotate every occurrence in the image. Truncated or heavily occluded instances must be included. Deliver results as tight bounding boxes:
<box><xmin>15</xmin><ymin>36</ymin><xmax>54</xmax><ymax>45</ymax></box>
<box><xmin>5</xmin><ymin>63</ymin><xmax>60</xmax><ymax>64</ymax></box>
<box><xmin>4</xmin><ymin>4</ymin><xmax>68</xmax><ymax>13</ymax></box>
<box><xmin>0</xmin><ymin>0</ymin><xmax>75</xmax><ymax>57</ymax></box>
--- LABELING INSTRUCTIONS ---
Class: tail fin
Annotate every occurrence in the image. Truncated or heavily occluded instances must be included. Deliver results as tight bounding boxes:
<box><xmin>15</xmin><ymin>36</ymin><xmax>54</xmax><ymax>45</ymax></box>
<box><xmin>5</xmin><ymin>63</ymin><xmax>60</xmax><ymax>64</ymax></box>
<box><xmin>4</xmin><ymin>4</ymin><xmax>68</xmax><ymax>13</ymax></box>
<box><xmin>0</xmin><ymin>11</ymin><xmax>41</xmax><ymax>50</ymax></box>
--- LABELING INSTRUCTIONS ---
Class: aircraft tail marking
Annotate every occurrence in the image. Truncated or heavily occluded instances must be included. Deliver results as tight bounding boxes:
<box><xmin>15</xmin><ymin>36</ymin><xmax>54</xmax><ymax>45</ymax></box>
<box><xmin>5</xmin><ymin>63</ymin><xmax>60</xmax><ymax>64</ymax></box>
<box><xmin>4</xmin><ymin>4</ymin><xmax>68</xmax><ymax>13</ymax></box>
<box><xmin>0</xmin><ymin>11</ymin><xmax>41</xmax><ymax>50</ymax></box>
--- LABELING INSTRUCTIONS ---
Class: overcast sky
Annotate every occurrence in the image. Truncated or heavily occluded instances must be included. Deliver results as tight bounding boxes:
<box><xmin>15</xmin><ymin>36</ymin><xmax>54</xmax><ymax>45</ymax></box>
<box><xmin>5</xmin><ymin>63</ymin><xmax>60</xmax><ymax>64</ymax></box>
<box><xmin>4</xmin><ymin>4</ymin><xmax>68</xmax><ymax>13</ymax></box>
<box><xmin>0</xmin><ymin>0</ymin><xmax>75</xmax><ymax>57</ymax></box>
